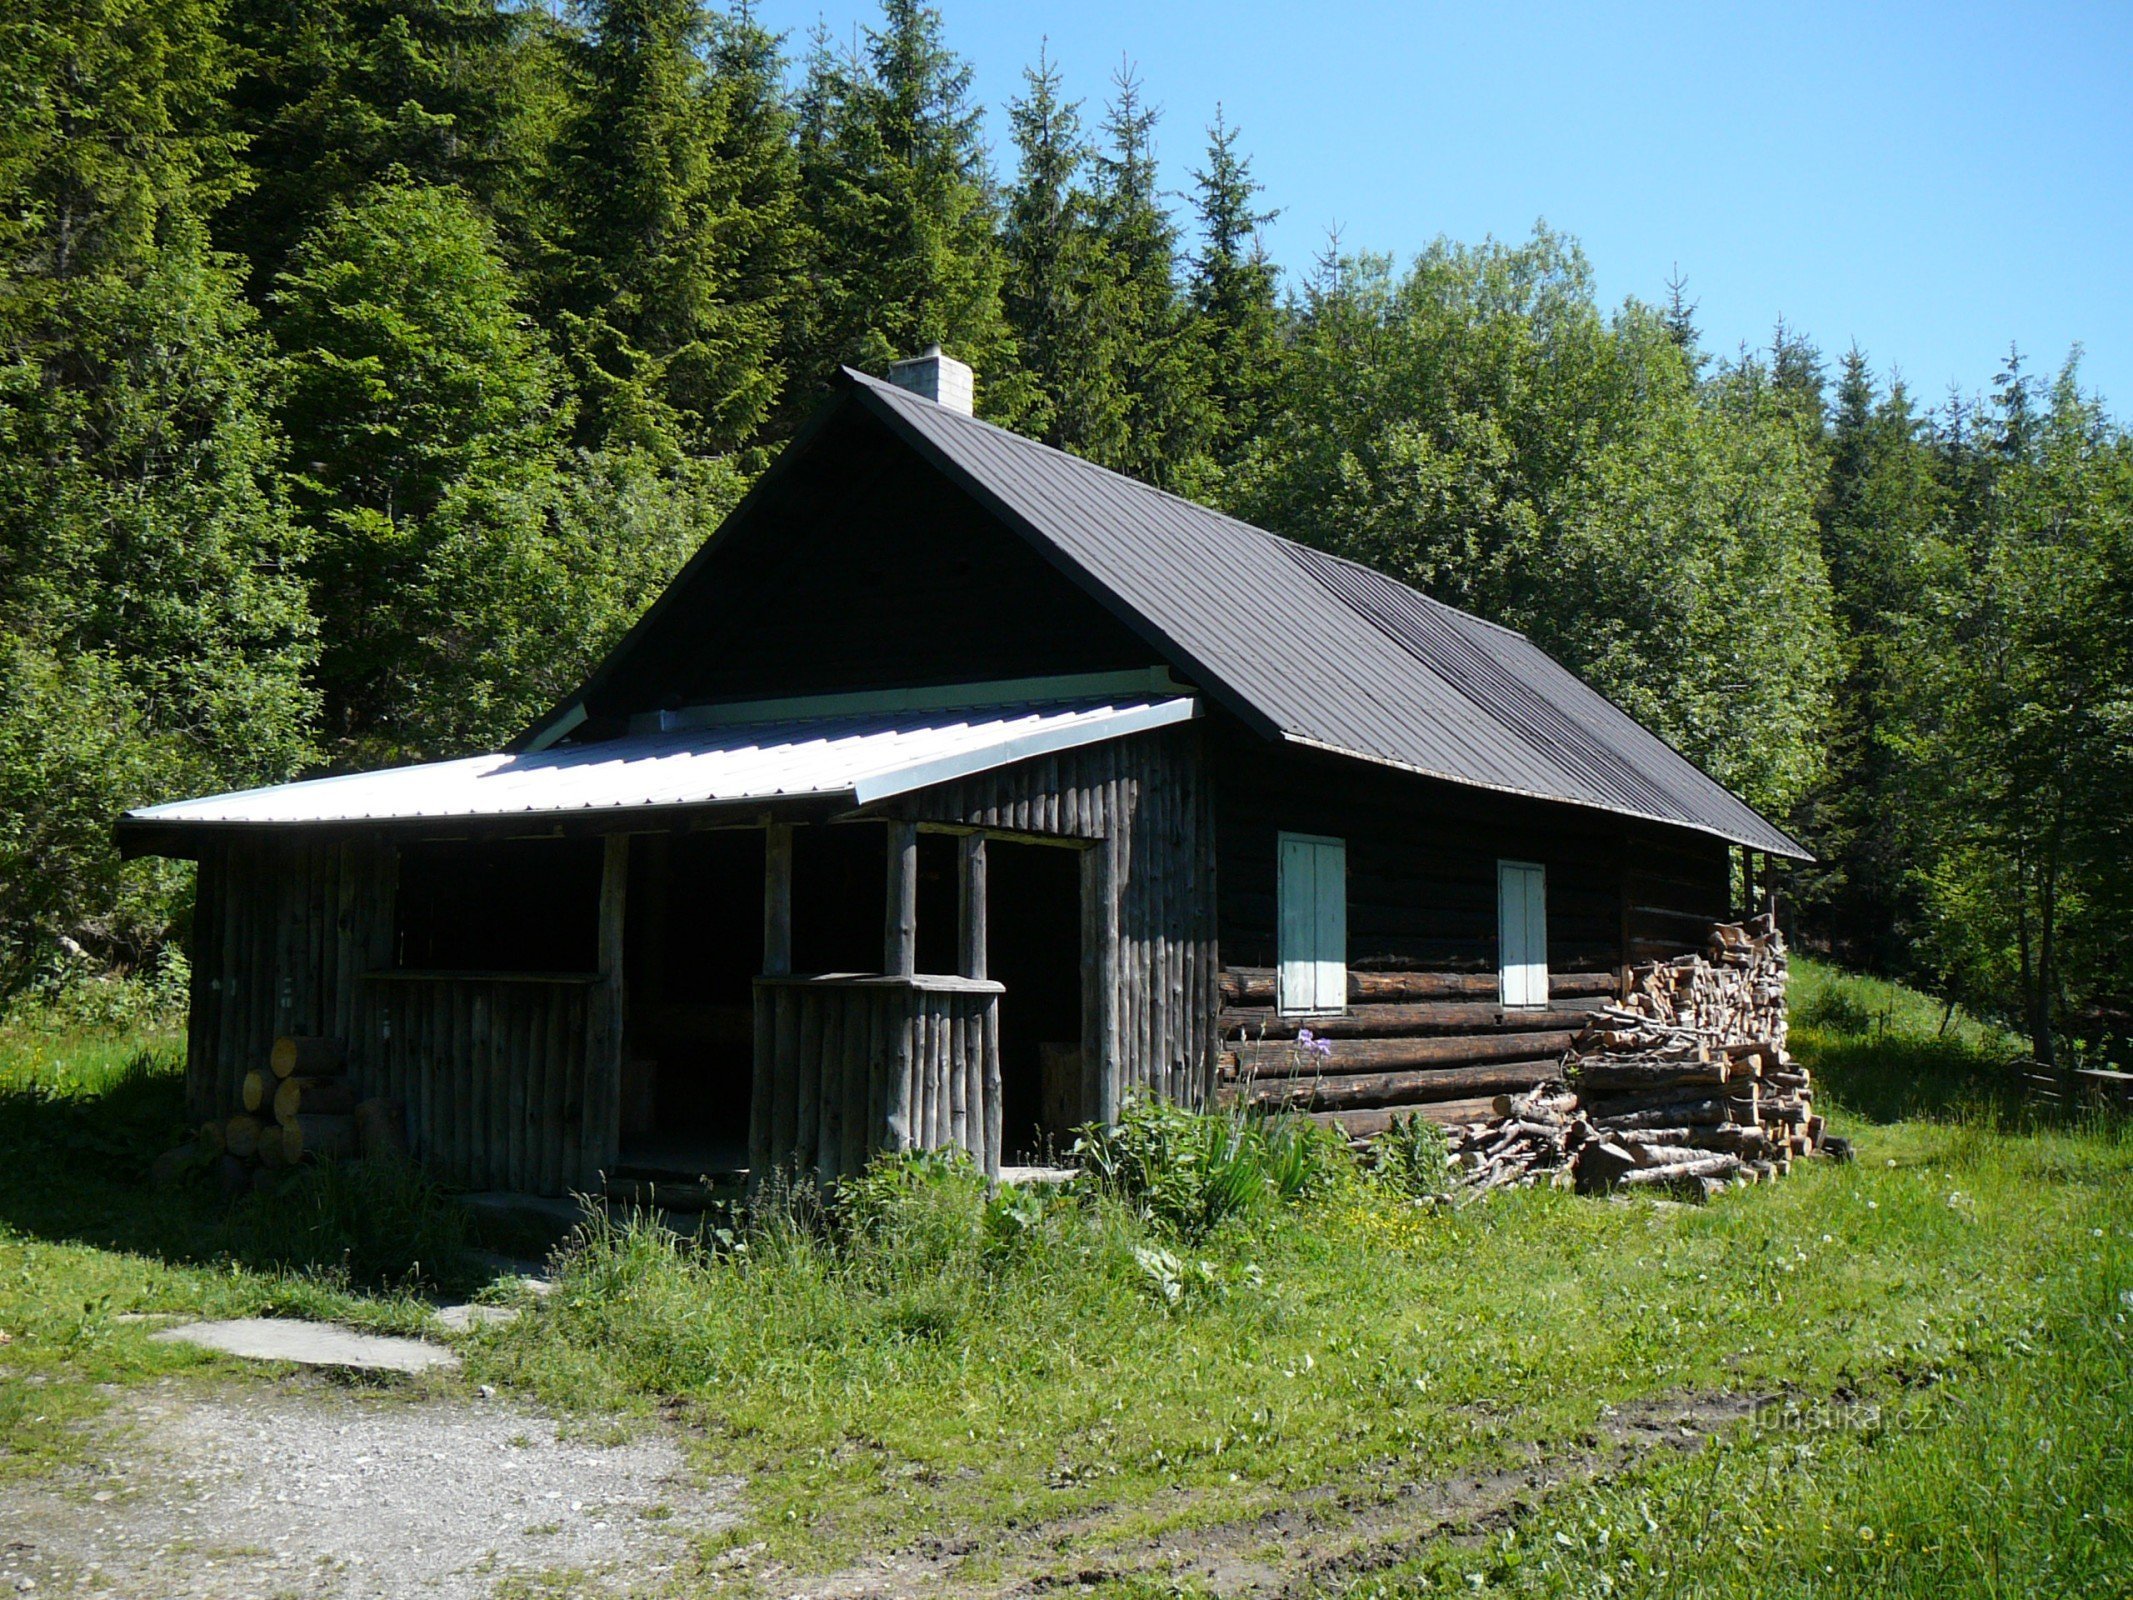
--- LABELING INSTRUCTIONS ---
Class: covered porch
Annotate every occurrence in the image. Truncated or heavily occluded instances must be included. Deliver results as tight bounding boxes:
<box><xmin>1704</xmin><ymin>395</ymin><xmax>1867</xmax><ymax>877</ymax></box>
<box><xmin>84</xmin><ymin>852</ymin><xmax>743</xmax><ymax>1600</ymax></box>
<box><xmin>126</xmin><ymin>679</ymin><xmax>1205</xmax><ymax>1196</ymax></box>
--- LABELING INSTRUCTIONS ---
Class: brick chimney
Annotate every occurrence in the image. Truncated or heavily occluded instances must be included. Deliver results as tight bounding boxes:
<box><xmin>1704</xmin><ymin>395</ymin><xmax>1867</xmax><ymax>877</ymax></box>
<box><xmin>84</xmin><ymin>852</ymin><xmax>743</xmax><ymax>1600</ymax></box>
<box><xmin>885</xmin><ymin>345</ymin><xmax>974</xmax><ymax>416</ymax></box>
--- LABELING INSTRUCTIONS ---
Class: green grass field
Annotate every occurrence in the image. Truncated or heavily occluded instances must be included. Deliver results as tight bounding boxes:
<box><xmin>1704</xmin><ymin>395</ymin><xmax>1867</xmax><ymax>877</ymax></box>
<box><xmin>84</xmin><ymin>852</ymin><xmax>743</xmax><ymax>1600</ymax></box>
<box><xmin>1</xmin><ymin>959</ymin><xmax>2127</xmax><ymax>1597</ymax></box>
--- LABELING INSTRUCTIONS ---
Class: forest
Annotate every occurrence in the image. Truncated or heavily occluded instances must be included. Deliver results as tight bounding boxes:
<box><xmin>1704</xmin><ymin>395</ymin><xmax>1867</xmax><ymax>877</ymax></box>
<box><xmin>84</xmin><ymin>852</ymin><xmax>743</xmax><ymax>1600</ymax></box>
<box><xmin>2</xmin><ymin>0</ymin><xmax>2128</xmax><ymax>1066</ymax></box>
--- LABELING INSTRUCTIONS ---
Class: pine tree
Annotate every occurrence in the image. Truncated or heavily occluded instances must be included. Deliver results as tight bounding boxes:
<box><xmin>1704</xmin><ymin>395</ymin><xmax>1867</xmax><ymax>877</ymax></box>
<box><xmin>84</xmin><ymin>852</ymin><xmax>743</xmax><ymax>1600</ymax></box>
<box><xmin>788</xmin><ymin>1</ymin><xmax>1022</xmax><ymax>420</ymax></box>
<box><xmin>1000</xmin><ymin>48</ymin><xmax>1122</xmax><ymax>455</ymax></box>
<box><xmin>1189</xmin><ymin>107</ymin><xmax>1283</xmax><ymax>468</ymax></box>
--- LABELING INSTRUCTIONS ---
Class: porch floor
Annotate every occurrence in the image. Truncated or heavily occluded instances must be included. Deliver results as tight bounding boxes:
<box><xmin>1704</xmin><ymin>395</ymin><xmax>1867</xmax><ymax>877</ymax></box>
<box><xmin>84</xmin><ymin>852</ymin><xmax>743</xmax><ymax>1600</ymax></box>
<box><xmin>616</xmin><ymin>1132</ymin><xmax>749</xmax><ymax>1182</ymax></box>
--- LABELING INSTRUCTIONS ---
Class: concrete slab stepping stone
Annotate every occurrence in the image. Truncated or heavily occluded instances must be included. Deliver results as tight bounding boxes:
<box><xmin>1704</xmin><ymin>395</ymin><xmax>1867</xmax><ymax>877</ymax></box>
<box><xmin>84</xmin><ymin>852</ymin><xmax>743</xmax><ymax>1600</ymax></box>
<box><xmin>432</xmin><ymin>1302</ymin><xmax>521</xmax><ymax>1333</ymax></box>
<box><xmin>149</xmin><ymin>1317</ymin><xmax>460</xmax><ymax>1373</ymax></box>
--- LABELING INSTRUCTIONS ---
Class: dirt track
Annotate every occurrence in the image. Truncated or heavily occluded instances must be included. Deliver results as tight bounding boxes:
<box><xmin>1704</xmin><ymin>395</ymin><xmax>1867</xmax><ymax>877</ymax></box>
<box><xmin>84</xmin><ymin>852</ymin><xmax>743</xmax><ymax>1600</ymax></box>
<box><xmin>0</xmin><ymin>1378</ymin><xmax>739</xmax><ymax>1598</ymax></box>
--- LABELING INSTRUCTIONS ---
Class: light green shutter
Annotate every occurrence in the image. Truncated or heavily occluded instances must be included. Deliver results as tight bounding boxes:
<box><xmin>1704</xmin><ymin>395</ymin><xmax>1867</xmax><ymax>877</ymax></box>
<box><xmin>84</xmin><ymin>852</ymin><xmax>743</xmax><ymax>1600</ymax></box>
<box><xmin>1498</xmin><ymin>861</ymin><xmax>1548</xmax><ymax>1008</ymax></box>
<box><xmin>1279</xmin><ymin>833</ymin><xmax>1347</xmax><ymax>1013</ymax></box>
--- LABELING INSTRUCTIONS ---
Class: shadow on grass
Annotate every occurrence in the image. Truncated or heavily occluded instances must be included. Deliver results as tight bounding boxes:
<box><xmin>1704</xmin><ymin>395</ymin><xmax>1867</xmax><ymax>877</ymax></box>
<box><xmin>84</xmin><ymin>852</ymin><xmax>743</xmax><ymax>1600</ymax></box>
<box><xmin>1793</xmin><ymin>1024</ymin><xmax>2028</xmax><ymax>1125</ymax></box>
<box><xmin>0</xmin><ymin>1046</ymin><xmax>478</xmax><ymax>1296</ymax></box>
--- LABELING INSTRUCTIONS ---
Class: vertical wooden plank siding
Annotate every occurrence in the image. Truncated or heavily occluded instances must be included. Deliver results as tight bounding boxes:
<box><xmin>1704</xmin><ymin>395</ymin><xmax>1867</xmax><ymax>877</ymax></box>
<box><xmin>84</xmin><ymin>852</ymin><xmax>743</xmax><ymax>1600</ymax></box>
<box><xmin>751</xmin><ymin>977</ymin><xmax>1005</xmax><ymax>1184</ymax></box>
<box><xmin>183</xmin><ymin>831</ymin><xmax>622</xmax><ymax>1195</ymax></box>
<box><xmin>897</xmin><ymin>721</ymin><xmax>1217</xmax><ymax>1115</ymax></box>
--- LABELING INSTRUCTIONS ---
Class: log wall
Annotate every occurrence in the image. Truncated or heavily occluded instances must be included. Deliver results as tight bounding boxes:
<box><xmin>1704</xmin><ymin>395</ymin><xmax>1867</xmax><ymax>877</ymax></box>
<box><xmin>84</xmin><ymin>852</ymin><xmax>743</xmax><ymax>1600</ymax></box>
<box><xmin>185</xmin><ymin>832</ymin><xmax>625</xmax><ymax>1193</ymax></box>
<box><xmin>1209</xmin><ymin>731</ymin><xmax>1733</xmax><ymax>1129</ymax></box>
<box><xmin>887</xmin><ymin>720</ymin><xmax>1219</xmax><ymax>1119</ymax></box>
<box><xmin>751</xmin><ymin>975</ymin><xmax>1004</xmax><ymax>1183</ymax></box>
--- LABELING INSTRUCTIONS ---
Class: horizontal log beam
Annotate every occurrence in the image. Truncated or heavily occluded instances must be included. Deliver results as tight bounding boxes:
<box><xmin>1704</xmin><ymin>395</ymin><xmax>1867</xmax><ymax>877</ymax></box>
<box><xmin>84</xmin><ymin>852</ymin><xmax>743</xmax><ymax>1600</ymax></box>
<box><xmin>1221</xmin><ymin>1001</ymin><xmax>1604</xmax><ymax>1040</ymax></box>
<box><xmin>1307</xmin><ymin>1097</ymin><xmax>1498</xmax><ymax>1136</ymax></box>
<box><xmin>1220</xmin><ymin>968</ymin><xmax>1619</xmax><ymax>1006</ymax></box>
<box><xmin>1232</xmin><ymin>1029</ymin><xmax>1576</xmax><ymax>1077</ymax></box>
<box><xmin>1237</xmin><ymin>1058</ymin><xmax>1563</xmax><ymax>1111</ymax></box>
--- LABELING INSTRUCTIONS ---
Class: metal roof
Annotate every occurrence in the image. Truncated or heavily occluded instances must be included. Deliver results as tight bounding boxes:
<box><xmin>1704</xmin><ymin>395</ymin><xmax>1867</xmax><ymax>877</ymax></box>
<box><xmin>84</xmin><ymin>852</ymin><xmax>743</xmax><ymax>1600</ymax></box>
<box><xmin>844</xmin><ymin>370</ymin><xmax>1808</xmax><ymax>858</ymax></box>
<box><xmin>122</xmin><ymin>697</ymin><xmax>1195</xmax><ymax>833</ymax></box>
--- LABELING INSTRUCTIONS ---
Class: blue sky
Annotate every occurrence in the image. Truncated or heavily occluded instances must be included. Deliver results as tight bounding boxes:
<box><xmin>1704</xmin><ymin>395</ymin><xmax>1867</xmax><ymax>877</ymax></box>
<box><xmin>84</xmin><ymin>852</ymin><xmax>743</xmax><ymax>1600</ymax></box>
<box><xmin>755</xmin><ymin>0</ymin><xmax>2133</xmax><ymax>411</ymax></box>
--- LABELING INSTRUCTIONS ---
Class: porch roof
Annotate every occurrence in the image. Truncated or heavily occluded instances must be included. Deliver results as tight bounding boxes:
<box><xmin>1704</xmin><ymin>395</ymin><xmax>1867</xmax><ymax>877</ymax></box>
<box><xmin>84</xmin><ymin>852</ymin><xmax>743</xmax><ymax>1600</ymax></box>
<box><xmin>119</xmin><ymin>694</ymin><xmax>1195</xmax><ymax>842</ymax></box>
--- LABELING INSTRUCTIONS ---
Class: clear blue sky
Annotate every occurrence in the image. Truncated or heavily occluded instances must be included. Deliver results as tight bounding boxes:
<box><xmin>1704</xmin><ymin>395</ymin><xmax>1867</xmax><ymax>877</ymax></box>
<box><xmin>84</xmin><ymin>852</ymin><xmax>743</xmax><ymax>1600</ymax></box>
<box><xmin>756</xmin><ymin>0</ymin><xmax>2132</xmax><ymax>411</ymax></box>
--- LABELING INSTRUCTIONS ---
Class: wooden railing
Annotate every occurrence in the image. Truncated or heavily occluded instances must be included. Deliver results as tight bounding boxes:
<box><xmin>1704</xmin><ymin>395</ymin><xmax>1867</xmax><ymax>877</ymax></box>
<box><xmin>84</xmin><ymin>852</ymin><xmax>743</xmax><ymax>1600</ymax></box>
<box><xmin>752</xmin><ymin>974</ymin><xmax>1005</xmax><ymax>1184</ymax></box>
<box><xmin>362</xmin><ymin>970</ymin><xmax>610</xmax><ymax>1192</ymax></box>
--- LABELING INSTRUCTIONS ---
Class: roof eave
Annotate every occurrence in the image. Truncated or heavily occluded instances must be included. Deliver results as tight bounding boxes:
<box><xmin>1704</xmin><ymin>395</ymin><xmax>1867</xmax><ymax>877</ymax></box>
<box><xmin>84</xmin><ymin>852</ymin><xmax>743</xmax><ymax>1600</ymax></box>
<box><xmin>1276</xmin><ymin>732</ymin><xmax>1813</xmax><ymax>861</ymax></box>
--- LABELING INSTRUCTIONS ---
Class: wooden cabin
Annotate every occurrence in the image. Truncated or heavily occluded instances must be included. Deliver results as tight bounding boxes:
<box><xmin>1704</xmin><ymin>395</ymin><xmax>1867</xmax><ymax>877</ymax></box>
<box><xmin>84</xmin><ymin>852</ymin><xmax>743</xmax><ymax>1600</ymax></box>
<box><xmin>120</xmin><ymin>349</ymin><xmax>1809</xmax><ymax>1195</ymax></box>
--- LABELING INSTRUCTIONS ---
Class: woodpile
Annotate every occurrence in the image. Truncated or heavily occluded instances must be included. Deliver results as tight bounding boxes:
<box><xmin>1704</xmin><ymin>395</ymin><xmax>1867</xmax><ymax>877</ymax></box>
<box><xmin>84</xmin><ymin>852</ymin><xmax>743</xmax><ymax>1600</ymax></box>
<box><xmin>1441</xmin><ymin>918</ymin><xmax>1828</xmax><ymax>1199</ymax></box>
<box><xmin>151</xmin><ymin>1035</ymin><xmax>408</xmax><ymax>1194</ymax></box>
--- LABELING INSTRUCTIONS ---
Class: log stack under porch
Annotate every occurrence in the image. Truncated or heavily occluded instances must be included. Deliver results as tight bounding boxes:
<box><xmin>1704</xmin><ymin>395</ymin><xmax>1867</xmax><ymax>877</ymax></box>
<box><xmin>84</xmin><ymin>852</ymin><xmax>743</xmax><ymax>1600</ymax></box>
<box><xmin>1214</xmin><ymin>967</ymin><xmax>1621</xmax><ymax>1130</ymax></box>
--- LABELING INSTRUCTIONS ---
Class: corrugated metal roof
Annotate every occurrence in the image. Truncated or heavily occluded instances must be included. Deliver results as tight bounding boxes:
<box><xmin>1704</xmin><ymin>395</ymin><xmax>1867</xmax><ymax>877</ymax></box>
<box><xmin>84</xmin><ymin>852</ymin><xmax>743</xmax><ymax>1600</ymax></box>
<box><xmin>122</xmin><ymin>698</ymin><xmax>1195</xmax><ymax>831</ymax></box>
<box><xmin>845</xmin><ymin>370</ymin><xmax>1807</xmax><ymax>858</ymax></box>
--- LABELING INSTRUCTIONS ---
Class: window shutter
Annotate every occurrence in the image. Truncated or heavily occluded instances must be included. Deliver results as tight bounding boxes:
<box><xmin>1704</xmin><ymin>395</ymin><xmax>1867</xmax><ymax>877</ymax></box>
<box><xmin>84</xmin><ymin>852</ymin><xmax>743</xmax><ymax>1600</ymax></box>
<box><xmin>1499</xmin><ymin>861</ymin><xmax>1548</xmax><ymax>1008</ymax></box>
<box><xmin>1278</xmin><ymin>833</ymin><xmax>1347</xmax><ymax>1014</ymax></box>
<box><xmin>1313</xmin><ymin>838</ymin><xmax>1347</xmax><ymax>1011</ymax></box>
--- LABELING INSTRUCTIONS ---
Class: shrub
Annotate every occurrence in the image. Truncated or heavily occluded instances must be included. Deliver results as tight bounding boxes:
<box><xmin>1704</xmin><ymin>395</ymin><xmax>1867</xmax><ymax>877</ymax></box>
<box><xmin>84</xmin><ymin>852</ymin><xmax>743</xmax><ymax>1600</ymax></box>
<box><xmin>1069</xmin><ymin>1096</ymin><xmax>1352</xmax><ymax>1240</ymax></box>
<box><xmin>1365</xmin><ymin>1112</ymin><xmax>1450</xmax><ymax>1199</ymax></box>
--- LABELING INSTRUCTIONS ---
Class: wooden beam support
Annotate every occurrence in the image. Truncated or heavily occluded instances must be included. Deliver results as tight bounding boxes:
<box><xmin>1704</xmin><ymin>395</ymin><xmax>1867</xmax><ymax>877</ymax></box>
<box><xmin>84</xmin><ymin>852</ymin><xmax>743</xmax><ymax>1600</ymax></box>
<box><xmin>1082</xmin><ymin>840</ymin><xmax>1120</xmax><ymax>1123</ymax></box>
<box><xmin>762</xmin><ymin>823</ymin><xmax>793</xmax><ymax>977</ymax></box>
<box><xmin>587</xmin><ymin>832</ymin><xmax>629</xmax><ymax>1183</ymax></box>
<box><xmin>885</xmin><ymin>820</ymin><xmax>918</xmax><ymax>978</ymax></box>
<box><xmin>958</xmin><ymin>833</ymin><xmax>988</xmax><ymax>981</ymax></box>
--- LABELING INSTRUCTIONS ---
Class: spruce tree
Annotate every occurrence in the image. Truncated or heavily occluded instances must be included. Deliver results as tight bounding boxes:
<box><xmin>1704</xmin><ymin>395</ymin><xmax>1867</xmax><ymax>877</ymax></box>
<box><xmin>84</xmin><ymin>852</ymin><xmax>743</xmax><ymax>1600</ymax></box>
<box><xmin>1000</xmin><ymin>49</ymin><xmax>1123</xmax><ymax>455</ymax></box>
<box><xmin>1189</xmin><ymin>107</ymin><xmax>1283</xmax><ymax>469</ymax></box>
<box><xmin>788</xmin><ymin>1</ymin><xmax>1022</xmax><ymax>420</ymax></box>
<box><xmin>545</xmin><ymin>0</ymin><xmax>803</xmax><ymax>459</ymax></box>
<box><xmin>219</xmin><ymin>0</ymin><xmax>545</xmax><ymax>289</ymax></box>
<box><xmin>1085</xmin><ymin>64</ymin><xmax>1211</xmax><ymax>488</ymax></box>
<box><xmin>1793</xmin><ymin>348</ymin><xmax>1943</xmax><ymax>969</ymax></box>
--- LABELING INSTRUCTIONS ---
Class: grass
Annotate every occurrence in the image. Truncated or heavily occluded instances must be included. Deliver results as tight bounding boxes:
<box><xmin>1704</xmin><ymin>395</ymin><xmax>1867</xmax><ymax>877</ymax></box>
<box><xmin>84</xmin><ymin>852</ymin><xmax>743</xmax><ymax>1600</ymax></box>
<box><xmin>1</xmin><ymin>960</ymin><xmax>2128</xmax><ymax>1597</ymax></box>
<box><xmin>0</xmin><ymin>1020</ymin><xmax>473</xmax><ymax>1477</ymax></box>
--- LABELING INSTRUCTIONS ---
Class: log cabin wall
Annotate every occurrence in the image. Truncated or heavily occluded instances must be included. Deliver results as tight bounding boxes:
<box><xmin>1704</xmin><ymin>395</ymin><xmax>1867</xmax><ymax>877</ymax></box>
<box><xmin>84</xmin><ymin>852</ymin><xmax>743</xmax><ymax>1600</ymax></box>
<box><xmin>885</xmin><ymin>720</ymin><xmax>1220</xmax><ymax>1117</ymax></box>
<box><xmin>186</xmin><ymin>831</ymin><xmax>626</xmax><ymax>1193</ymax></box>
<box><xmin>1208</xmin><ymin>731</ymin><xmax>1731</xmax><ymax>1133</ymax></box>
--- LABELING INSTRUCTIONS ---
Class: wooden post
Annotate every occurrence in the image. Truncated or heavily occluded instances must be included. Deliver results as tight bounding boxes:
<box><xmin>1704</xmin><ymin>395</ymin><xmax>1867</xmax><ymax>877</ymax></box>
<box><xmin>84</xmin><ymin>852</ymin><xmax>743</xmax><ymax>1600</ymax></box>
<box><xmin>586</xmin><ymin>833</ymin><xmax>629</xmax><ymax>1184</ymax></box>
<box><xmin>885</xmin><ymin>820</ymin><xmax>918</xmax><ymax>977</ymax></box>
<box><xmin>958</xmin><ymin>834</ymin><xmax>987</xmax><ymax>981</ymax></box>
<box><xmin>1081</xmin><ymin>840</ymin><xmax>1121</xmax><ymax>1123</ymax></box>
<box><xmin>763</xmin><ymin>823</ymin><xmax>793</xmax><ymax>976</ymax></box>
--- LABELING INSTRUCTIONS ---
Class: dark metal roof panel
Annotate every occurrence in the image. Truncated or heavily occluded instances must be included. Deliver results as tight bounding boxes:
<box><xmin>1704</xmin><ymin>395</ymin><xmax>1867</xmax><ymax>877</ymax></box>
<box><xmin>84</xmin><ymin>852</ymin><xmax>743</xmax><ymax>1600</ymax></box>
<box><xmin>848</xmin><ymin>370</ymin><xmax>1807</xmax><ymax>858</ymax></box>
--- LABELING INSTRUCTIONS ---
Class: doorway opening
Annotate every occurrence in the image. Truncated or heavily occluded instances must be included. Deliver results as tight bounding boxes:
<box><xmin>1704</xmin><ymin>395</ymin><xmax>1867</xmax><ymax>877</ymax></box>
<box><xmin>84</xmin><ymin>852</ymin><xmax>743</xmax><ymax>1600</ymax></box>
<box><xmin>986</xmin><ymin>838</ymin><xmax>1086</xmax><ymax>1162</ymax></box>
<box><xmin>620</xmin><ymin>829</ymin><xmax>763</xmax><ymax>1177</ymax></box>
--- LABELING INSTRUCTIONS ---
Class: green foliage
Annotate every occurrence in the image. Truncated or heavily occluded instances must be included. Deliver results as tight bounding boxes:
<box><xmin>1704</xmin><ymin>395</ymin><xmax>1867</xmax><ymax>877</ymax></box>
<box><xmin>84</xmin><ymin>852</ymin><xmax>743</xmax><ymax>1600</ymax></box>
<box><xmin>1228</xmin><ymin>234</ymin><xmax>1840</xmax><ymax>817</ymax></box>
<box><xmin>1069</xmin><ymin>1095</ymin><xmax>1350</xmax><ymax>1240</ymax></box>
<box><xmin>1189</xmin><ymin>107</ymin><xmax>1284</xmax><ymax>470</ymax></box>
<box><xmin>1365</xmin><ymin>1111</ymin><xmax>1450</xmax><ymax>1199</ymax></box>
<box><xmin>545</xmin><ymin>0</ymin><xmax>802</xmax><ymax>458</ymax></box>
<box><xmin>271</xmin><ymin>180</ymin><xmax>567</xmax><ymax>757</ymax></box>
<box><xmin>219</xmin><ymin>0</ymin><xmax>548</xmax><ymax>287</ymax></box>
<box><xmin>999</xmin><ymin>49</ymin><xmax>1123</xmax><ymax>456</ymax></box>
<box><xmin>788</xmin><ymin>1</ymin><xmax>1026</xmax><ymax>423</ymax></box>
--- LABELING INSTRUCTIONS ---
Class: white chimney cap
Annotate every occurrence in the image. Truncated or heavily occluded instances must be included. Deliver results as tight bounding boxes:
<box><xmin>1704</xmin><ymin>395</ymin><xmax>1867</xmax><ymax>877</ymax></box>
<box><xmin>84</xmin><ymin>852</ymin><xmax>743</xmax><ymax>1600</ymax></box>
<box><xmin>886</xmin><ymin>345</ymin><xmax>974</xmax><ymax>416</ymax></box>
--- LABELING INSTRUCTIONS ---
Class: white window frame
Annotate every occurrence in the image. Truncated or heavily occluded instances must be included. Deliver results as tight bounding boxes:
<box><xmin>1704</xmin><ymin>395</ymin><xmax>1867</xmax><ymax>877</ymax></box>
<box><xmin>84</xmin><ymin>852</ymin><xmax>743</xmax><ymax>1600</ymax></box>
<box><xmin>1498</xmin><ymin>859</ymin><xmax>1549</xmax><ymax>1009</ymax></box>
<box><xmin>1277</xmin><ymin>832</ymin><xmax>1347</xmax><ymax>1015</ymax></box>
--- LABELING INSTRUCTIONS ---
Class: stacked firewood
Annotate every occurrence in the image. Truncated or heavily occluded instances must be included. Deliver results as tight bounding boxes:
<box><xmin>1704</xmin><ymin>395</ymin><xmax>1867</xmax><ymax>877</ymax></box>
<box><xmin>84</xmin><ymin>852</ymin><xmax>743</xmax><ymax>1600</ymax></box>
<box><xmin>1443</xmin><ymin>919</ymin><xmax>1826</xmax><ymax>1198</ymax></box>
<box><xmin>154</xmin><ymin>1035</ymin><xmax>406</xmax><ymax>1195</ymax></box>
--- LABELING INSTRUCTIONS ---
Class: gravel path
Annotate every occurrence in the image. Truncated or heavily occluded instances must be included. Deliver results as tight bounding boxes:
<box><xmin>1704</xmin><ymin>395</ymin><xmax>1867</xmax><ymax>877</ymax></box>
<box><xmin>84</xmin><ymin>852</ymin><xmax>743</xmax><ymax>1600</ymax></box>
<box><xmin>0</xmin><ymin>1380</ymin><xmax>741</xmax><ymax>1598</ymax></box>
